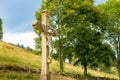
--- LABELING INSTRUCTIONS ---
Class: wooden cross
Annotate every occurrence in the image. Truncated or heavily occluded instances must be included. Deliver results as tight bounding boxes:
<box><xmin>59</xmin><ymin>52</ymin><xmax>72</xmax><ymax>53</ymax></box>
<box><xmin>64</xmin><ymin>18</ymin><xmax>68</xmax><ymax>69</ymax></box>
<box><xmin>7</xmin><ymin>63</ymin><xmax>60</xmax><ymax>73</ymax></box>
<box><xmin>32</xmin><ymin>10</ymin><xmax>56</xmax><ymax>80</ymax></box>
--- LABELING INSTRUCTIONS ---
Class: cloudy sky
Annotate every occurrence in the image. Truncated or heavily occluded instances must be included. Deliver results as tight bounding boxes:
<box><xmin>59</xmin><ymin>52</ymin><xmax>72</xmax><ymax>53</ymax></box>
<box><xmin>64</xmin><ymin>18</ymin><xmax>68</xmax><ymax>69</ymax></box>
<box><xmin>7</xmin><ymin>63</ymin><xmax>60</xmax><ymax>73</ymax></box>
<box><xmin>0</xmin><ymin>0</ymin><xmax>41</xmax><ymax>49</ymax></box>
<box><xmin>0</xmin><ymin>0</ymin><xmax>106</xmax><ymax>49</ymax></box>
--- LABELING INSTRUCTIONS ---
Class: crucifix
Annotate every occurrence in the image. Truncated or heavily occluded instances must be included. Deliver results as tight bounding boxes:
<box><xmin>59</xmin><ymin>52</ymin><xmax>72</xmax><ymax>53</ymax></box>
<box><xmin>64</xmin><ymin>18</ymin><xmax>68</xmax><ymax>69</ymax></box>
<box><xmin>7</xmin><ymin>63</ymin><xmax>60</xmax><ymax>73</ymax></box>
<box><xmin>32</xmin><ymin>10</ymin><xmax>56</xmax><ymax>80</ymax></box>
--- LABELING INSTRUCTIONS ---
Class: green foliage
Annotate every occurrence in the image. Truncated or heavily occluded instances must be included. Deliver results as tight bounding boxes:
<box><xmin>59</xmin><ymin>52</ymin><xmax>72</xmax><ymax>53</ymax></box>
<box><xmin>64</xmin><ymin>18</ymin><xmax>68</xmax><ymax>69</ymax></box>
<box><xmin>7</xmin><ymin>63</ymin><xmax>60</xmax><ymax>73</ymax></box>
<box><xmin>98</xmin><ymin>0</ymin><xmax>120</xmax><ymax>79</ymax></box>
<box><xmin>55</xmin><ymin>0</ymin><xmax>114</xmax><ymax>75</ymax></box>
<box><xmin>33</xmin><ymin>28</ymin><xmax>41</xmax><ymax>54</ymax></box>
<box><xmin>34</xmin><ymin>36</ymin><xmax>41</xmax><ymax>53</ymax></box>
<box><xmin>0</xmin><ymin>18</ymin><xmax>3</xmax><ymax>40</ymax></box>
<box><xmin>16</xmin><ymin>43</ymin><xmax>24</xmax><ymax>49</ymax></box>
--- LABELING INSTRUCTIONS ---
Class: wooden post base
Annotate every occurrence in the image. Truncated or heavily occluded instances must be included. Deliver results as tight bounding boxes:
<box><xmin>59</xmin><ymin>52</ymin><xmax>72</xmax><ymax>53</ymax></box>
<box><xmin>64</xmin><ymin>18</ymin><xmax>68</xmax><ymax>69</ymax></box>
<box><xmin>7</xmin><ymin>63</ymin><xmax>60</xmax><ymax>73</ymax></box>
<box><xmin>40</xmin><ymin>72</ymin><xmax>51</xmax><ymax>80</ymax></box>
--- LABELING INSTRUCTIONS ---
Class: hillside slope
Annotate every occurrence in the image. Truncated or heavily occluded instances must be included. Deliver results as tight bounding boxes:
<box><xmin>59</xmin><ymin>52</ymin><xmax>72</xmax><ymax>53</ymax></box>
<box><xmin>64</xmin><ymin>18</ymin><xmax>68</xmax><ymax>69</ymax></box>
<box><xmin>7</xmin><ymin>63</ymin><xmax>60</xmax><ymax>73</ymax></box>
<box><xmin>0</xmin><ymin>41</ymin><xmax>119</xmax><ymax>80</ymax></box>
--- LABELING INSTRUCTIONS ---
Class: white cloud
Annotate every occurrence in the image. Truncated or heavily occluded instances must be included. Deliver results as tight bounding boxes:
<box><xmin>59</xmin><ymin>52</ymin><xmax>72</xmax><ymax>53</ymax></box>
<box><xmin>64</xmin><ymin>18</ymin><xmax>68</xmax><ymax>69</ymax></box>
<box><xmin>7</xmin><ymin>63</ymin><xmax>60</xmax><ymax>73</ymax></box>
<box><xmin>3</xmin><ymin>32</ymin><xmax>37</xmax><ymax>49</ymax></box>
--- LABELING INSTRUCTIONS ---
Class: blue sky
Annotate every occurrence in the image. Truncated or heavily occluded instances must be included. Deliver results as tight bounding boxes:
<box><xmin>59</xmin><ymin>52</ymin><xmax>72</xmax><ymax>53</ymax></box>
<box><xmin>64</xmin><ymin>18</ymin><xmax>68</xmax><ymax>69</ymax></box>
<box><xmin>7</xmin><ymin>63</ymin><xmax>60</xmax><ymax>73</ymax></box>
<box><xmin>0</xmin><ymin>0</ymin><xmax>41</xmax><ymax>33</ymax></box>
<box><xmin>94</xmin><ymin>0</ymin><xmax>106</xmax><ymax>5</ymax></box>
<box><xmin>0</xmin><ymin>0</ymin><xmax>106</xmax><ymax>48</ymax></box>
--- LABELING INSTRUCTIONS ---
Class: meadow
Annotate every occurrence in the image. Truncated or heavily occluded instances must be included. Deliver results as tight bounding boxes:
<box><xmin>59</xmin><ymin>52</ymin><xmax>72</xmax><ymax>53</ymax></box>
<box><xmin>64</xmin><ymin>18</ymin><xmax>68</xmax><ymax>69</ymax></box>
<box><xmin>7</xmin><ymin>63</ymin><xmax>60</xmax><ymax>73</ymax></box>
<box><xmin>0</xmin><ymin>41</ymin><xmax>118</xmax><ymax>80</ymax></box>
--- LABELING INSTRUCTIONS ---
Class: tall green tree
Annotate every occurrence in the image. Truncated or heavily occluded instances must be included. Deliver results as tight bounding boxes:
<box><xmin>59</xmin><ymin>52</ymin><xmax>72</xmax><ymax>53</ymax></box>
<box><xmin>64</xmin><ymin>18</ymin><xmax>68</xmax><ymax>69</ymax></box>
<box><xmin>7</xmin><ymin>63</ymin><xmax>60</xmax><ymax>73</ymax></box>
<box><xmin>98</xmin><ymin>0</ymin><xmax>120</xmax><ymax>79</ymax></box>
<box><xmin>58</xmin><ymin>0</ymin><xmax>115</xmax><ymax>75</ymax></box>
<box><xmin>0</xmin><ymin>18</ymin><xmax>3</xmax><ymax>40</ymax></box>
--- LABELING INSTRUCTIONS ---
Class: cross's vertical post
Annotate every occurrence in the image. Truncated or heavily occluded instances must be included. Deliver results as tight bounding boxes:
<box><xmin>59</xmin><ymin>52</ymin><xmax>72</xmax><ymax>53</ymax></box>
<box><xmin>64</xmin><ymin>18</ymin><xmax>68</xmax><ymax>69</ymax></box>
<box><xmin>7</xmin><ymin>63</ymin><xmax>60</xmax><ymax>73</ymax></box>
<box><xmin>32</xmin><ymin>10</ymin><xmax>56</xmax><ymax>80</ymax></box>
<box><xmin>41</xmin><ymin>10</ymin><xmax>50</xmax><ymax>80</ymax></box>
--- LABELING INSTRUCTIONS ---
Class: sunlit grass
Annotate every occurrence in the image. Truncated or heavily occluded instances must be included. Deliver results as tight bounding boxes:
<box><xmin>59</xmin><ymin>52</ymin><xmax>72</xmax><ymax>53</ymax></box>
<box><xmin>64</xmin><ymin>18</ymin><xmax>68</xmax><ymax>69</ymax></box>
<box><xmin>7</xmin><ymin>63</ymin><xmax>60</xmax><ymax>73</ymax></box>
<box><xmin>0</xmin><ymin>71</ymin><xmax>39</xmax><ymax>80</ymax></box>
<box><xmin>88</xmin><ymin>68</ymin><xmax>118</xmax><ymax>79</ymax></box>
<box><xmin>0</xmin><ymin>71</ymin><xmax>75</xmax><ymax>80</ymax></box>
<box><xmin>0</xmin><ymin>41</ymin><xmax>42</xmax><ymax>68</ymax></box>
<box><xmin>50</xmin><ymin>59</ymin><xmax>119</xmax><ymax>79</ymax></box>
<box><xmin>0</xmin><ymin>41</ymin><xmax>119</xmax><ymax>80</ymax></box>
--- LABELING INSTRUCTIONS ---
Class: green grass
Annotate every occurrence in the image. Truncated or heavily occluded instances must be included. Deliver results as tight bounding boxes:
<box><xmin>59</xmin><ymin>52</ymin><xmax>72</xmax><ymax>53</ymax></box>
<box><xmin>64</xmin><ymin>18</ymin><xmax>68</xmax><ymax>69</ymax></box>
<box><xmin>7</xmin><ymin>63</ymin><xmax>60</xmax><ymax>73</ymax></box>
<box><xmin>0</xmin><ymin>41</ymin><xmax>119</xmax><ymax>80</ymax></box>
<box><xmin>0</xmin><ymin>71</ymin><xmax>39</xmax><ymax>80</ymax></box>
<box><xmin>0</xmin><ymin>70</ymin><xmax>76</xmax><ymax>80</ymax></box>
<box><xmin>0</xmin><ymin>42</ymin><xmax>42</xmax><ymax>68</ymax></box>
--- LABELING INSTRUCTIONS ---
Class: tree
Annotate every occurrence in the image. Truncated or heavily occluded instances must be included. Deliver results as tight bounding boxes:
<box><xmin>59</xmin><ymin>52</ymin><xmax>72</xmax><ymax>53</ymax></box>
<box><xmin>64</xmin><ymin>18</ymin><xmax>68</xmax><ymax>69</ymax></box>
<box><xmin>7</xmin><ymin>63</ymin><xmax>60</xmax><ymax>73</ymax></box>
<box><xmin>66</xmin><ymin>23</ymin><xmax>115</xmax><ymax>75</ymax></box>
<box><xmin>47</xmin><ymin>0</ymin><xmax>96</xmax><ymax>74</ymax></box>
<box><xmin>0</xmin><ymin>18</ymin><xmax>3</xmax><ymax>40</ymax></box>
<box><xmin>59</xmin><ymin>0</ymin><xmax>115</xmax><ymax>75</ymax></box>
<box><xmin>98</xmin><ymin>0</ymin><xmax>120</xmax><ymax>79</ymax></box>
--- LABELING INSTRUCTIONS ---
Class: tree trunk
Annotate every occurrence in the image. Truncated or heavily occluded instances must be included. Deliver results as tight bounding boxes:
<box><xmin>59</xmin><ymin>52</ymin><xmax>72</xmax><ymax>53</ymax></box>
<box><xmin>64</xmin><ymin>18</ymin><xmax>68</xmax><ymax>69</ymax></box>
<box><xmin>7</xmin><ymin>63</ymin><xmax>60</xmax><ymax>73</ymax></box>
<box><xmin>84</xmin><ymin>64</ymin><xmax>87</xmax><ymax>76</ymax></box>
<box><xmin>83</xmin><ymin>54</ymin><xmax>87</xmax><ymax>76</ymax></box>
<box><xmin>116</xmin><ymin>37</ymin><xmax>120</xmax><ymax>80</ymax></box>
<box><xmin>118</xmin><ymin>37</ymin><xmax>120</xmax><ymax>80</ymax></box>
<box><xmin>58</xmin><ymin>24</ymin><xmax>64</xmax><ymax>74</ymax></box>
<box><xmin>58</xmin><ymin>1</ymin><xmax>64</xmax><ymax>73</ymax></box>
<box><xmin>117</xmin><ymin>56</ymin><xmax>120</xmax><ymax>80</ymax></box>
<box><xmin>58</xmin><ymin>34</ymin><xmax>64</xmax><ymax>74</ymax></box>
<box><xmin>60</xmin><ymin>50</ymin><xmax>64</xmax><ymax>73</ymax></box>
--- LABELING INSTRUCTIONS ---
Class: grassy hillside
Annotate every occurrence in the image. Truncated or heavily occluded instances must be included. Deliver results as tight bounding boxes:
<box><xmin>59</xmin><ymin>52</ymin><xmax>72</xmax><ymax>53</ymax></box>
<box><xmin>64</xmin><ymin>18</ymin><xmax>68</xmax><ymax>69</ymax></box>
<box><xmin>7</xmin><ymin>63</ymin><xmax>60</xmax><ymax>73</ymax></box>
<box><xmin>0</xmin><ymin>41</ymin><xmax>119</xmax><ymax>80</ymax></box>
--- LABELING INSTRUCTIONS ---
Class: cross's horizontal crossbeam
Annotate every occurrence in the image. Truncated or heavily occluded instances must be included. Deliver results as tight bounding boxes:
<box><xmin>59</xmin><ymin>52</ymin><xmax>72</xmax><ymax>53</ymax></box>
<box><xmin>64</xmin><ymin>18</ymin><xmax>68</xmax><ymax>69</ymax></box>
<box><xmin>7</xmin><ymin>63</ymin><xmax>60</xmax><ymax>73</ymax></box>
<box><xmin>32</xmin><ymin>20</ymin><xmax>44</xmax><ymax>32</ymax></box>
<box><xmin>32</xmin><ymin>20</ymin><xmax>57</xmax><ymax>36</ymax></box>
